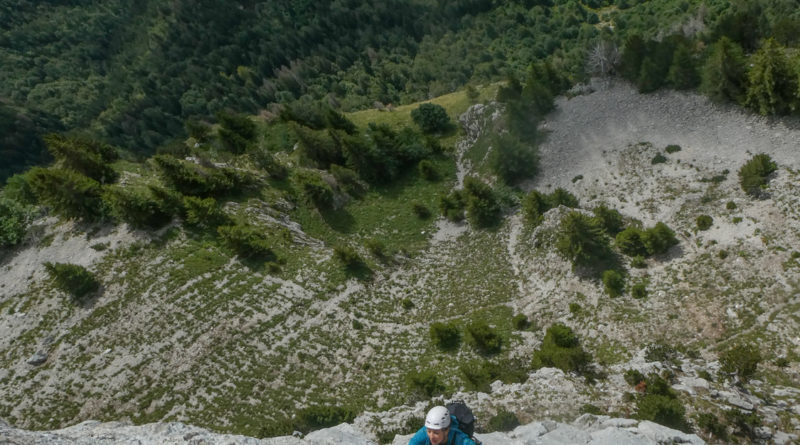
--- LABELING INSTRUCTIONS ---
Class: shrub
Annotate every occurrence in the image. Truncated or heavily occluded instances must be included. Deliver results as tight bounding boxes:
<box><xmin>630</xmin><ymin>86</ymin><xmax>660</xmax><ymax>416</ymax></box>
<box><xmin>645</xmin><ymin>342</ymin><xmax>680</xmax><ymax>365</ymax></box>
<box><xmin>463</xmin><ymin>177</ymin><xmax>502</xmax><ymax>228</ymax></box>
<box><xmin>467</xmin><ymin>320</ymin><xmax>502</xmax><ymax>355</ymax></box>
<box><xmin>616</xmin><ymin>227</ymin><xmax>646</xmax><ymax>257</ymax></box>
<box><xmin>636</xmin><ymin>394</ymin><xmax>687</xmax><ymax>431</ymax></box>
<box><xmin>665</xmin><ymin>144</ymin><xmax>681</xmax><ymax>154</ymax></box>
<box><xmin>44</xmin><ymin>262</ymin><xmax>99</xmax><ymax>302</ymax></box>
<box><xmin>593</xmin><ymin>204</ymin><xmax>624</xmax><ymax>235</ymax></box>
<box><xmin>333</xmin><ymin>245</ymin><xmax>364</xmax><ymax>270</ymax></box>
<box><xmin>738</xmin><ymin>153</ymin><xmax>777</xmax><ymax>197</ymax></box>
<box><xmin>44</xmin><ymin>134</ymin><xmax>118</xmax><ymax>183</ymax></box>
<box><xmin>641</xmin><ymin>222</ymin><xmax>678</xmax><ymax>256</ymax></box>
<box><xmin>217</xmin><ymin>223</ymin><xmax>275</xmax><ymax>261</ymax></box>
<box><xmin>330</xmin><ymin>164</ymin><xmax>365</xmax><ymax>198</ymax></box>
<box><xmin>459</xmin><ymin>360</ymin><xmax>492</xmax><ymax>392</ymax></box>
<box><xmin>401</xmin><ymin>298</ymin><xmax>414</xmax><ymax>310</ymax></box>
<box><xmin>624</xmin><ymin>369</ymin><xmax>646</xmax><ymax>386</ymax></box>
<box><xmin>695</xmin><ymin>412</ymin><xmax>728</xmax><ymax>441</ymax></box>
<box><xmin>0</xmin><ymin>197</ymin><xmax>30</xmax><ymax>247</ymax></box>
<box><xmin>602</xmin><ymin>269</ymin><xmax>625</xmax><ymax>297</ymax></box>
<box><xmin>556</xmin><ymin>211</ymin><xmax>612</xmax><ymax>268</ymax></box>
<box><xmin>487</xmin><ymin>409</ymin><xmax>520</xmax><ymax>432</ymax></box>
<box><xmin>251</xmin><ymin>148</ymin><xmax>288</xmax><ymax>180</ymax></box>
<box><xmin>489</xmin><ymin>132</ymin><xmax>538</xmax><ymax>184</ymax></box>
<box><xmin>406</xmin><ymin>369</ymin><xmax>445</xmax><ymax>398</ymax></box>
<box><xmin>418</xmin><ymin>159</ymin><xmax>438</xmax><ymax>181</ymax></box>
<box><xmin>430</xmin><ymin>321</ymin><xmax>461</xmax><ymax>351</ymax></box>
<box><xmin>183</xmin><ymin>196</ymin><xmax>229</xmax><ymax>228</ymax></box>
<box><xmin>532</xmin><ymin>323</ymin><xmax>592</xmax><ymax>374</ymax></box>
<box><xmin>720</xmin><ymin>344</ymin><xmax>761</xmax><ymax>382</ymax></box>
<box><xmin>580</xmin><ymin>404</ymin><xmax>603</xmax><ymax>415</ymax></box>
<box><xmin>412</xmin><ymin>202</ymin><xmax>431</xmax><ymax>219</ymax></box>
<box><xmin>410</xmin><ymin>103</ymin><xmax>451</xmax><ymax>134</ymax></box>
<box><xmin>547</xmin><ymin>188</ymin><xmax>579</xmax><ymax>209</ymax></box>
<box><xmin>216</xmin><ymin>111</ymin><xmax>256</xmax><ymax>154</ymax></box>
<box><xmin>724</xmin><ymin>408</ymin><xmax>762</xmax><ymax>440</ymax></box>
<box><xmin>512</xmin><ymin>314</ymin><xmax>530</xmax><ymax>330</ymax></box>
<box><xmin>439</xmin><ymin>190</ymin><xmax>466</xmax><ymax>222</ymax></box>
<box><xmin>630</xmin><ymin>255</ymin><xmax>647</xmax><ymax>268</ymax></box>
<box><xmin>28</xmin><ymin>167</ymin><xmax>104</xmax><ymax>220</ymax></box>
<box><xmin>103</xmin><ymin>185</ymin><xmax>175</xmax><ymax>229</ymax></box>
<box><xmin>569</xmin><ymin>302</ymin><xmax>581</xmax><ymax>314</ymax></box>
<box><xmin>651</xmin><ymin>153</ymin><xmax>667</xmax><ymax>164</ymax></box>
<box><xmin>726</xmin><ymin>201</ymin><xmax>737</xmax><ymax>210</ymax></box>
<box><xmin>522</xmin><ymin>190</ymin><xmax>548</xmax><ymax>224</ymax></box>
<box><xmin>364</xmin><ymin>238</ymin><xmax>387</xmax><ymax>260</ymax></box>
<box><xmin>696</xmin><ymin>215</ymin><xmax>713</xmax><ymax>231</ymax></box>
<box><xmin>295</xmin><ymin>405</ymin><xmax>355</xmax><ymax>433</ymax></box>
<box><xmin>293</xmin><ymin>170</ymin><xmax>334</xmax><ymax>209</ymax></box>
<box><xmin>630</xmin><ymin>282</ymin><xmax>648</xmax><ymax>299</ymax></box>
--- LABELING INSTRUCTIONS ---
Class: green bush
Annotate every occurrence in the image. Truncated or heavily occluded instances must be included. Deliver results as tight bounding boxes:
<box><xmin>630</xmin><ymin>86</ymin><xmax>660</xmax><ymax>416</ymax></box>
<box><xmin>522</xmin><ymin>190</ymin><xmax>548</xmax><ymax>224</ymax></box>
<box><xmin>641</xmin><ymin>222</ymin><xmax>678</xmax><ymax>256</ymax></box>
<box><xmin>330</xmin><ymin>164</ymin><xmax>365</xmax><ymax>198</ymax></box>
<box><xmin>44</xmin><ymin>134</ymin><xmax>118</xmax><ymax>184</ymax></box>
<box><xmin>630</xmin><ymin>255</ymin><xmax>647</xmax><ymax>268</ymax></box>
<box><xmin>0</xmin><ymin>197</ymin><xmax>30</xmax><ymax>247</ymax></box>
<box><xmin>401</xmin><ymin>298</ymin><xmax>414</xmax><ymax>310</ymax></box>
<box><xmin>333</xmin><ymin>244</ymin><xmax>364</xmax><ymax>270</ymax></box>
<box><xmin>183</xmin><ymin>196</ymin><xmax>229</xmax><ymax>228</ymax></box>
<box><xmin>665</xmin><ymin>144</ymin><xmax>681</xmax><ymax>154</ymax></box>
<box><xmin>547</xmin><ymin>188</ymin><xmax>579</xmax><ymax>209</ymax></box>
<box><xmin>489</xmin><ymin>132</ymin><xmax>538</xmax><ymax>184</ymax></box>
<box><xmin>364</xmin><ymin>238</ymin><xmax>388</xmax><ymax>260</ymax></box>
<box><xmin>487</xmin><ymin>409</ymin><xmax>520</xmax><ymax>432</ymax></box>
<box><xmin>28</xmin><ymin>167</ymin><xmax>104</xmax><ymax>220</ymax></box>
<box><xmin>725</xmin><ymin>201</ymin><xmax>737</xmax><ymax>210</ymax></box>
<box><xmin>430</xmin><ymin>321</ymin><xmax>461</xmax><ymax>351</ymax></box>
<box><xmin>459</xmin><ymin>360</ymin><xmax>492</xmax><ymax>392</ymax></box>
<box><xmin>44</xmin><ymin>262</ymin><xmax>99</xmax><ymax>302</ymax></box>
<box><xmin>695</xmin><ymin>412</ymin><xmax>728</xmax><ymax>441</ymax></box>
<box><xmin>295</xmin><ymin>405</ymin><xmax>355</xmax><ymax>433</ymax></box>
<box><xmin>593</xmin><ymin>204</ymin><xmax>624</xmax><ymax>235</ymax></box>
<box><xmin>512</xmin><ymin>314</ymin><xmax>530</xmax><ymax>330</ymax></box>
<box><xmin>418</xmin><ymin>159</ymin><xmax>438</xmax><ymax>181</ymax></box>
<box><xmin>616</xmin><ymin>227</ymin><xmax>646</xmax><ymax>257</ymax></box>
<box><xmin>217</xmin><ymin>223</ymin><xmax>275</xmax><ymax>261</ymax></box>
<box><xmin>532</xmin><ymin>323</ymin><xmax>592</xmax><ymax>375</ymax></box>
<box><xmin>412</xmin><ymin>202</ymin><xmax>431</xmax><ymax>219</ymax></box>
<box><xmin>624</xmin><ymin>369</ymin><xmax>646</xmax><ymax>386</ymax></box>
<box><xmin>251</xmin><ymin>148</ymin><xmax>288</xmax><ymax>180</ymax></box>
<box><xmin>651</xmin><ymin>153</ymin><xmax>667</xmax><ymax>164</ymax></box>
<box><xmin>406</xmin><ymin>369</ymin><xmax>445</xmax><ymax>399</ymax></box>
<box><xmin>410</xmin><ymin>103</ymin><xmax>451</xmax><ymax>134</ymax></box>
<box><xmin>556</xmin><ymin>211</ymin><xmax>612</xmax><ymax>268</ymax></box>
<box><xmin>696</xmin><ymin>215</ymin><xmax>713</xmax><ymax>231</ymax></box>
<box><xmin>636</xmin><ymin>394</ymin><xmax>687</xmax><ymax>432</ymax></box>
<box><xmin>103</xmin><ymin>185</ymin><xmax>176</xmax><ymax>229</ymax></box>
<box><xmin>293</xmin><ymin>170</ymin><xmax>335</xmax><ymax>210</ymax></box>
<box><xmin>467</xmin><ymin>320</ymin><xmax>502</xmax><ymax>355</ymax></box>
<box><xmin>463</xmin><ymin>177</ymin><xmax>502</xmax><ymax>228</ymax></box>
<box><xmin>630</xmin><ymin>282</ymin><xmax>648</xmax><ymax>299</ymax></box>
<box><xmin>723</xmin><ymin>408</ymin><xmax>762</xmax><ymax>440</ymax></box>
<box><xmin>439</xmin><ymin>190</ymin><xmax>465</xmax><ymax>222</ymax></box>
<box><xmin>738</xmin><ymin>153</ymin><xmax>777</xmax><ymax>197</ymax></box>
<box><xmin>602</xmin><ymin>269</ymin><xmax>625</xmax><ymax>297</ymax></box>
<box><xmin>644</xmin><ymin>342</ymin><xmax>680</xmax><ymax>365</ymax></box>
<box><xmin>720</xmin><ymin>344</ymin><xmax>761</xmax><ymax>382</ymax></box>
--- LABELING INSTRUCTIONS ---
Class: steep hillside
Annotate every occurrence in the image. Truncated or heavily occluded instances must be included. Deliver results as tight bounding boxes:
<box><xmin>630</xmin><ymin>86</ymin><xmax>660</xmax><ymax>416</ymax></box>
<box><xmin>1</xmin><ymin>82</ymin><xmax>799</xmax><ymax>443</ymax></box>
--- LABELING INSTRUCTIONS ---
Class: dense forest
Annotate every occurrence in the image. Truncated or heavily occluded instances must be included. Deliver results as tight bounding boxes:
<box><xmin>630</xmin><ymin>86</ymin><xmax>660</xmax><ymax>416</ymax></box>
<box><xmin>4</xmin><ymin>0</ymin><xmax>798</xmax><ymax>183</ymax></box>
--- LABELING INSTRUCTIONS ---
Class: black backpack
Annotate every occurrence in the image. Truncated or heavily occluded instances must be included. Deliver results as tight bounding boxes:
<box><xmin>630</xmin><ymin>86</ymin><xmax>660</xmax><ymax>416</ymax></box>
<box><xmin>446</xmin><ymin>400</ymin><xmax>481</xmax><ymax>444</ymax></box>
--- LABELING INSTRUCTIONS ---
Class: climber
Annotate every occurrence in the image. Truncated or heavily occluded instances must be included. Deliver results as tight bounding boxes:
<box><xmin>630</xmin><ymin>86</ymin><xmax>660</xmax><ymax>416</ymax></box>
<box><xmin>408</xmin><ymin>406</ymin><xmax>476</xmax><ymax>445</ymax></box>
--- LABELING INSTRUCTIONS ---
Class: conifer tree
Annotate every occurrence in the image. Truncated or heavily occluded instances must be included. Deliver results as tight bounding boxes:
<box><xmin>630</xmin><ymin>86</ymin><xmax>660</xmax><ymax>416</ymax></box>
<box><xmin>745</xmin><ymin>38</ymin><xmax>796</xmax><ymax>115</ymax></box>
<box><xmin>700</xmin><ymin>37</ymin><xmax>747</xmax><ymax>104</ymax></box>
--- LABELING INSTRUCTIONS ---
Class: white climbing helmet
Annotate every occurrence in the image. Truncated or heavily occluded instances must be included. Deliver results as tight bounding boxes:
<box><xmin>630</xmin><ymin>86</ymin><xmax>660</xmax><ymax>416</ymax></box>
<box><xmin>425</xmin><ymin>406</ymin><xmax>451</xmax><ymax>430</ymax></box>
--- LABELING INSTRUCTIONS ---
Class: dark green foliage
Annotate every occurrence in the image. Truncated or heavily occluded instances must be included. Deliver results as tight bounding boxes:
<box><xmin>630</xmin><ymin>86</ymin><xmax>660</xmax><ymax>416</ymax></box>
<box><xmin>720</xmin><ymin>344</ymin><xmax>761</xmax><ymax>382</ymax></box>
<box><xmin>593</xmin><ymin>204</ymin><xmax>624</xmax><ymax>235</ymax></box>
<box><xmin>324</xmin><ymin>108</ymin><xmax>357</xmax><ymax>135</ymax></box>
<box><xmin>459</xmin><ymin>360</ymin><xmax>493</xmax><ymax>393</ymax></box>
<box><xmin>522</xmin><ymin>190</ymin><xmax>548</xmax><ymax>224</ymax></box>
<box><xmin>651</xmin><ymin>153</ymin><xmax>667</xmax><ymax>164</ymax></box>
<box><xmin>547</xmin><ymin>188</ymin><xmax>579</xmax><ymax>209</ymax></box>
<box><xmin>667</xmin><ymin>45</ymin><xmax>699</xmax><ymax>90</ymax></box>
<box><xmin>700</xmin><ymin>37</ymin><xmax>748</xmax><ymax>104</ymax></box>
<box><xmin>696</xmin><ymin>215</ymin><xmax>713</xmax><ymax>231</ymax></box>
<box><xmin>695</xmin><ymin>412</ymin><xmax>728</xmax><ymax>441</ymax></box>
<box><xmin>430</xmin><ymin>321</ymin><xmax>461</xmax><ymax>351</ymax></box>
<box><xmin>185</xmin><ymin>119</ymin><xmax>212</xmax><ymax>143</ymax></box>
<box><xmin>532</xmin><ymin>323</ymin><xmax>592</xmax><ymax>374</ymax></box>
<box><xmin>630</xmin><ymin>282</ymin><xmax>647</xmax><ymax>299</ymax></box>
<box><xmin>602</xmin><ymin>269</ymin><xmax>625</xmax><ymax>297</ymax></box>
<box><xmin>401</xmin><ymin>298</ymin><xmax>414</xmax><ymax>310</ymax></box>
<box><xmin>616</xmin><ymin>227</ymin><xmax>645</xmax><ymax>257</ymax></box>
<box><xmin>293</xmin><ymin>170</ymin><xmax>335</xmax><ymax>210</ymax></box>
<box><xmin>103</xmin><ymin>185</ymin><xmax>175</xmax><ymax>229</ymax></box>
<box><xmin>292</xmin><ymin>124</ymin><xmax>344</xmax><ymax>169</ymax></box>
<box><xmin>417</xmin><ymin>160</ymin><xmax>438</xmax><ymax>181</ymax></box>
<box><xmin>569</xmin><ymin>302</ymin><xmax>581</xmax><ymax>314</ymax></box>
<box><xmin>463</xmin><ymin>177</ymin><xmax>502</xmax><ymax>228</ymax></box>
<box><xmin>0</xmin><ymin>103</ymin><xmax>58</xmax><ymax>183</ymax></box>
<box><xmin>624</xmin><ymin>369</ymin><xmax>646</xmax><ymax>386</ymax></box>
<box><xmin>216</xmin><ymin>111</ymin><xmax>256</xmax><ymax>154</ymax></box>
<box><xmin>630</xmin><ymin>255</ymin><xmax>647</xmax><ymax>268</ymax></box>
<box><xmin>512</xmin><ymin>314</ymin><xmax>530</xmax><ymax>330</ymax></box>
<box><xmin>28</xmin><ymin>167</ymin><xmax>104</xmax><ymax>220</ymax></box>
<box><xmin>665</xmin><ymin>145</ymin><xmax>681</xmax><ymax>154</ymax></box>
<box><xmin>251</xmin><ymin>148</ymin><xmax>288</xmax><ymax>180</ymax></box>
<box><xmin>723</xmin><ymin>408</ymin><xmax>762</xmax><ymax>440</ymax></box>
<box><xmin>44</xmin><ymin>262</ymin><xmax>99</xmax><ymax>302</ymax></box>
<box><xmin>0</xmin><ymin>197</ymin><xmax>30</xmax><ymax>247</ymax></box>
<box><xmin>44</xmin><ymin>134</ymin><xmax>118</xmax><ymax>184</ymax></box>
<box><xmin>364</xmin><ymin>238</ymin><xmax>387</xmax><ymax>260</ymax></box>
<box><xmin>466</xmin><ymin>320</ymin><xmax>502</xmax><ymax>355</ymax></box>
<box><xmin>330</xmin><ymin>164</ymin><xmax>365</xmax><ymax>198</ymax></box>
<box><xmin>333</xmin><ymin>244</ymin><xmax>365</xmax><ymax>271</ymax></box>
<box><xmin>745</xmin><ymin>38</ymin><xmax>797</xmax><ymax>115</ymax></box>
<box><xmin>410</xmin><ymin>103</ymin><xmax>451</xmax><ymax>134</ymax></box>
<box><xmin>487</xmin><ymin>409</ymin><xmax>520</xmax><ymax>432</ymax></box>
<box><xmin>726</xmin><ymin>201</ymin><xmax>737</xmax><ymax>210</ymax></box>
<box><xmin>152</xmin><ymin>155</ymin><xmax>249</xmax><ymax>197</ymax></box>
<box><xmin>644</xmin><ymin>342</ymin><xmax>680</xmax><ymax>365</ymax></box>
<box><xmin>295</xmin><ymin>405</ymin><xmax>355</xmax><ymax>433</ymax></box>
<box><xmin>636</xmin><ymin>394</ymin><xmax>687</xmax><ymax>431</ymax></box>
<box><xmin>556</xmin><ymin>211</ymin><xmax>612</xmax><ymax>268</ymax></box>
<box><xmin>412</xmin><ymin>202</ymin><xmax>431</xmax><ymax>219</ymax></box>
<box><xmin>217</xmin><ymin>223</ymin><xmax>275</xmax><ymax>261</ymax></box>
<box><xmin>183</xmin><ymin>196</ymin><xmax>229</xmax><ymax>229</ymax></box>
<box><xmin>406</xmin><ymin>369</ymin><xmax>445</xmax><ymax>399</ymax></box>
<box><xmin>738</xmin><ymin>153</ymin><xmax>777</xmax><ymax>197</ymax></box>
<box><xmin>3</xmin><ymin>172</ymin><xmax>38</xmax><ymax>205</ymax></box>
<box><xmin>641</xmin><ymin>222</ymin><xmax>678</xmax><ymax>256</ymax></box>
<box><xmin>440</xmin><ymin>190</ymin><xmax>466</xmax><ymax>222</ymax></box>
<box><xmin>580</xmin><ymin>404</ymin><xmax>603</xmax><ymax>415</ymax></box>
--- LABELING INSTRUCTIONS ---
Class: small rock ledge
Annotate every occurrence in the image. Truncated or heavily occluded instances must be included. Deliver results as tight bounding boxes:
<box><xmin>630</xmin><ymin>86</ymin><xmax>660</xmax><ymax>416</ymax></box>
<box><xmin>0</xmin><ymin>414</ymin><xmax>706</xmax><ymax>445</ymax></box>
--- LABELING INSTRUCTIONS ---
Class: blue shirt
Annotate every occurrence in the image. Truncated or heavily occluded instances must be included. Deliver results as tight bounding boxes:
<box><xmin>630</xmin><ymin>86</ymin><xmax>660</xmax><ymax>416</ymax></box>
<box><xmin>408</xmin><ymin>416</ymin><xmax>476</xmax><ymax>445</ymax></box>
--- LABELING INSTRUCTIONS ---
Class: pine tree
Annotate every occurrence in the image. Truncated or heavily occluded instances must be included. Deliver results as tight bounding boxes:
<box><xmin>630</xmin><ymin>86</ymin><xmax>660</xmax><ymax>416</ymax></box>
<box><xmin>745</xmin><ymin>38</ymin><xmax>796</xmax><ymax>115</ymax></box>
<box><xmin>700</xmin><ymin>37</ymin><xmax>747</xmax><ymax>104</ymax></box>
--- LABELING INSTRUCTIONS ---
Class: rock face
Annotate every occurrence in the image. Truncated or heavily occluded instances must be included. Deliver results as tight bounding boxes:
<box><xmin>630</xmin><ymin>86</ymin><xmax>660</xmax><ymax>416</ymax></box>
<box><xmin>0</xmin><ymin>415</ymin><xmax>706</xmax><ymax>445</ymax></box>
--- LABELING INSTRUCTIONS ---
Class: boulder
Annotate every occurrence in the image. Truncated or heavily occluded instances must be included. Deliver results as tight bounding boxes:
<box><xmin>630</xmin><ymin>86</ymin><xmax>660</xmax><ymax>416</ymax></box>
<box><xmin>26</xmin><ymin>350</ymin><xmax>48</xmax><ymax>366</ymax></box>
